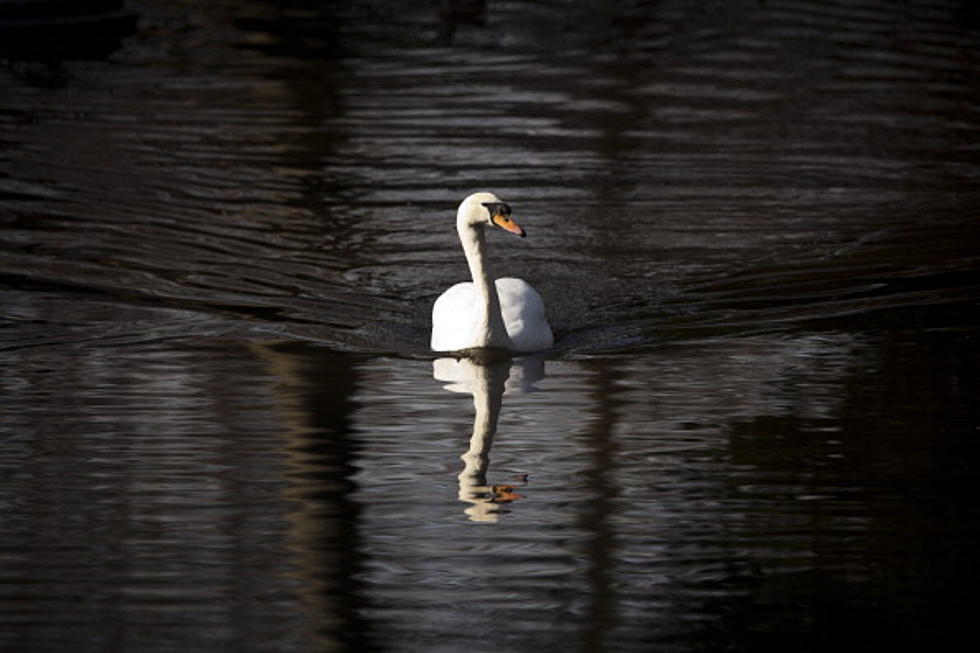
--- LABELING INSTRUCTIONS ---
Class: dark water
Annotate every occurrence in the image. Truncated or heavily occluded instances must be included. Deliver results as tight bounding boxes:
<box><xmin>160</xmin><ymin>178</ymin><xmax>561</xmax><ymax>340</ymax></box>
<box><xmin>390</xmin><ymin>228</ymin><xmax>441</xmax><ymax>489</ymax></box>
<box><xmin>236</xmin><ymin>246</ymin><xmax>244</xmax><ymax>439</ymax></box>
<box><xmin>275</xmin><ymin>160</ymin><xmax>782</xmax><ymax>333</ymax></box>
<box><xmin>2</xmin><ymin>0</ymin><xmax>979</xmax><ymax>651</ymax></box>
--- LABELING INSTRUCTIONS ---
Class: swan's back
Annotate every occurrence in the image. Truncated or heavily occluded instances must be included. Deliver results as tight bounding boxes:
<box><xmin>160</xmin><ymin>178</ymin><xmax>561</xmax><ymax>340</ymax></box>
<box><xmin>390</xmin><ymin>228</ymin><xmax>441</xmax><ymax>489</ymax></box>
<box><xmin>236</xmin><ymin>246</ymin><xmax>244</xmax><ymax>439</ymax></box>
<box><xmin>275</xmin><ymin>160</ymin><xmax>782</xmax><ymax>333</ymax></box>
<box><xmin>496</xmin><ymin>277</ymin><xmax>552</xmax><ymax>352</ymax></box>
<box><xmin>431</xmin><ymin>277</ymin><xmax>553</xmax><ymax>352</ymax></box>
<box><xmin>431</xmin><ymin>282</ymin><xmax>481</xmax><ymax>352</ymax></box>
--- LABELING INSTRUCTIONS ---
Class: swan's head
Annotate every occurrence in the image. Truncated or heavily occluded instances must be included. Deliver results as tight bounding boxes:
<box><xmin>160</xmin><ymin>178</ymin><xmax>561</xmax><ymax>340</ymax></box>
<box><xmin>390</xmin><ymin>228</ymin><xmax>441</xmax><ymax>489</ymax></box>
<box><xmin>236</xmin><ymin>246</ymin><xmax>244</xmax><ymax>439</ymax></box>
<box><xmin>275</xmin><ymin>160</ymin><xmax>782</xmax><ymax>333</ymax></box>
<box><xmin>457</xmin><ymin>192</ymin><xmax>526</xmax><ymax>238</ymax></box>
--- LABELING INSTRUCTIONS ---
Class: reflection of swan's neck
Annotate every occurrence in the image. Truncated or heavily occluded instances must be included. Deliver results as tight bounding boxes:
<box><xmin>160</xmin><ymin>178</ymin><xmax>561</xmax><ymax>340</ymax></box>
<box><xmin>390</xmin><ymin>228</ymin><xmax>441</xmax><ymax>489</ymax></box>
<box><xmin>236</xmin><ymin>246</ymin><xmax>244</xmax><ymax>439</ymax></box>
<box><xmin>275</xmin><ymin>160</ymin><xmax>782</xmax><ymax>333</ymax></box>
<box><xmin>459</xmin><ymin>223</ymin><xmax>510</xmax><ymax>349</ymax></box>
<box><xmin>457</xmin><ymin>361</ymin><xmax>508</xmax><ymax>522</ymax></box>
<box><xmin>458</xmin><ymin>365</ymin><xmax>504</xmax><ymax>485</ymax></box>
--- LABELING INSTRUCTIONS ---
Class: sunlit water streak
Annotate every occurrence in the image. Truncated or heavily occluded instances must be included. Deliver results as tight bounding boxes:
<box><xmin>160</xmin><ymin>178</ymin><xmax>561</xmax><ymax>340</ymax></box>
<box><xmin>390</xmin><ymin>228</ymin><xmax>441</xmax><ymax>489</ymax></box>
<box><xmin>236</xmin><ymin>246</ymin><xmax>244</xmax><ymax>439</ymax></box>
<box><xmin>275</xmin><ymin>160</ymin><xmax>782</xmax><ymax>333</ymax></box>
<box><xmin>1</xmin><ymin>0</ymin><xmax>979</xmax><ymax>651</ymax></box>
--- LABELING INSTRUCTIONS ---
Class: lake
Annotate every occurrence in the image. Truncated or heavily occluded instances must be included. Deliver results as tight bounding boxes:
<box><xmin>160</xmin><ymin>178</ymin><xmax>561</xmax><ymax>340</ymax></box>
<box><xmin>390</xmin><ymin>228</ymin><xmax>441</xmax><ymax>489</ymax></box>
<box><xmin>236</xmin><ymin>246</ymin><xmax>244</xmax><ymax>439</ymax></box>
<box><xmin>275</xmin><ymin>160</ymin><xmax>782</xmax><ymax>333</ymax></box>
<box><xmin>1</xmin><ymin>0</ymin><xmax>979</xmax><ymax>651</ymax></box>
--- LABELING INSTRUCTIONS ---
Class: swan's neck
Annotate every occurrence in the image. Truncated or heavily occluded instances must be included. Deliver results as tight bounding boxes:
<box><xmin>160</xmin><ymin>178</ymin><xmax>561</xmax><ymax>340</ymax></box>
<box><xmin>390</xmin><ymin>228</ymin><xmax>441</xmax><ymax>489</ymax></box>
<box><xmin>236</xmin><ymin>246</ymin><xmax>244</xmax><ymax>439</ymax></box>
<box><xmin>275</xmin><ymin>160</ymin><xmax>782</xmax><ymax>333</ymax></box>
<box><xmin>459</xmin><ymin>223</ymin><xmax>511</xmax><ymax>349</ymax></box>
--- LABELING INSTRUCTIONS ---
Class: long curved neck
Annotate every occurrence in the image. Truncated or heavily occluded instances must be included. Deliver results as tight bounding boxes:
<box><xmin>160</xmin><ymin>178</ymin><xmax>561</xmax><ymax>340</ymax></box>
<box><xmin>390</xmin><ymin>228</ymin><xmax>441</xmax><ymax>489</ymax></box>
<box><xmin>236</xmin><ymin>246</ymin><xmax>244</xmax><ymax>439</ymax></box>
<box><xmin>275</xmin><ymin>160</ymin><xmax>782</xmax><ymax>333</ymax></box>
<box><xmin>458</xmin><ymin>223</ymin><xmax>510</xmax><ymax>349</ymax></box>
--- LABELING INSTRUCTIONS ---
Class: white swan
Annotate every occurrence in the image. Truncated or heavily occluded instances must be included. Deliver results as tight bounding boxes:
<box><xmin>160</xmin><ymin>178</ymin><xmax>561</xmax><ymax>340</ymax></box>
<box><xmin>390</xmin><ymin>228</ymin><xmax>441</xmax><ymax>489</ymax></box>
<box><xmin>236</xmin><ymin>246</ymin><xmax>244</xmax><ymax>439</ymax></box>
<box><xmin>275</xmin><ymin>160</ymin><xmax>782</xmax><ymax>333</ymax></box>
<box><xmin>431</xmin><ymin>192</ymin><xmax>553</xmax><ymax>353</ymax></box>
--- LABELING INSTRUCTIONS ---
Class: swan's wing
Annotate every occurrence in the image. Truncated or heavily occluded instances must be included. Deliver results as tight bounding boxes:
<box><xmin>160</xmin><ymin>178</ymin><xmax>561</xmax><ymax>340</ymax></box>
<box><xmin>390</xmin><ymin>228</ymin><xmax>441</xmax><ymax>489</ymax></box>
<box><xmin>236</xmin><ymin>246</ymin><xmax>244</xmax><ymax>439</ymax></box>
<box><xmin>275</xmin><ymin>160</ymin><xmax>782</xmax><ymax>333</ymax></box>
<box><xmin>431</xmin><ymin>282</ymin><xmax>479</xmax><ymax>351</ymax></box>
<box><xmin>495</xmin><ymin>277</ymin><xmax>553</xmax><ymax>351</ymax></box>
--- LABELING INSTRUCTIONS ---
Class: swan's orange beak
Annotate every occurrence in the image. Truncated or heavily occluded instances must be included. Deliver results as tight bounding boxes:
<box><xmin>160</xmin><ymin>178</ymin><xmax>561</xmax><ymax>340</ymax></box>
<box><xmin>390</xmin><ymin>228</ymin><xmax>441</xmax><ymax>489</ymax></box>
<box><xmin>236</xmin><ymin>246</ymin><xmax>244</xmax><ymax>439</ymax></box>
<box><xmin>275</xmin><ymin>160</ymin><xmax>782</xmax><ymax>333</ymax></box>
<box><xmin>492</xmin><ymin>212</ymin><xmax>526</xmax><ymax>238</ymax></box>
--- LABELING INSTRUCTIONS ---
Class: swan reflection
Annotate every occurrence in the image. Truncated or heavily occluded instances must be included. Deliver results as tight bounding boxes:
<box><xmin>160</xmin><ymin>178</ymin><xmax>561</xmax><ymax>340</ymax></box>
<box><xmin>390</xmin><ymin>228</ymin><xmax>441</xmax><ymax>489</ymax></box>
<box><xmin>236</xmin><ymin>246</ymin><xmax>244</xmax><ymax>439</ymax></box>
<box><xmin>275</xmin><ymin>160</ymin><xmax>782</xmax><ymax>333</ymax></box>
<box><xmin>433</xmin><ymin>355</ymin><xmax>545</xmax><ymax>522</ymax></box>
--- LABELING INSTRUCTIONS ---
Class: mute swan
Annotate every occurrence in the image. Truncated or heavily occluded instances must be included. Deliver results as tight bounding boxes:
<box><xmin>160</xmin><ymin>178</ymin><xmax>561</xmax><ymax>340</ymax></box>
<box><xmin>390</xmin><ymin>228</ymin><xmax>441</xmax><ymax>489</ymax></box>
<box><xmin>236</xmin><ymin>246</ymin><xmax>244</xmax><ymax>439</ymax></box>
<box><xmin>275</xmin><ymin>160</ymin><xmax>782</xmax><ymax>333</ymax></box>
<box><xmin>431</xmin><ymin>192</ymin><xmax>553</xmax><ymax>353</ymax></box>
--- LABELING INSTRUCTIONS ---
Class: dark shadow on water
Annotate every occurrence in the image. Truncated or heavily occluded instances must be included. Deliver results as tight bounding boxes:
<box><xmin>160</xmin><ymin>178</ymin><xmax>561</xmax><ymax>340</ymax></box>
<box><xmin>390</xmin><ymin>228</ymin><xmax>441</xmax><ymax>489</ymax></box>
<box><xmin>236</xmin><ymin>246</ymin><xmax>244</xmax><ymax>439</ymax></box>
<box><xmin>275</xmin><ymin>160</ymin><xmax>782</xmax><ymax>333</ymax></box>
<box><xmin>578</xmin><ymin>358</ymin><xmax>623</xmax><ymax>651</ymax></box>
<box><xmin>696</xmin><ymin>325</ymin><xmax>979</xmax><ymax>651</ymax></box>
<box><xmin>249</xmin><ymin>341</ymin><xmax>380</xmax><ymax>652</ymax></box>
<box><xmin>0</xmin><ymin>0</ymin><xmax>137</xmax><ymax>62</ymax></box>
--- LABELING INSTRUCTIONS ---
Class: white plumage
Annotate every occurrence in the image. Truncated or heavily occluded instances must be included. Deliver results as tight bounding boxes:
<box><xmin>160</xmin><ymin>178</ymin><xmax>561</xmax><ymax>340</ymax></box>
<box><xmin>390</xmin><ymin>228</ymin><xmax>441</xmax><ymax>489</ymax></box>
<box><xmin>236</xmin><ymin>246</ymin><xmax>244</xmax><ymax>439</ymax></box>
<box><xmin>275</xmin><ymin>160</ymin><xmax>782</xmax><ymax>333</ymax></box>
<box><xmin>430</xmin><ymin>192</ymin><xmax>553</xmax><ymax>353</ymax></box>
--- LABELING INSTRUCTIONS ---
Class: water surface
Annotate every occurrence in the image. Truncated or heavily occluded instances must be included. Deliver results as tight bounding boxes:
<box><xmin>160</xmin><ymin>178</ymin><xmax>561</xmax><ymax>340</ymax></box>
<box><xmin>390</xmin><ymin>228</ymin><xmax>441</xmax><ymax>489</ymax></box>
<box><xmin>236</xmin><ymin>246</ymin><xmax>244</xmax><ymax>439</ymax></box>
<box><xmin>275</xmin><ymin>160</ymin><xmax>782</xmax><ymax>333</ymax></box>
<box><xmin>1</xmin><ymin>0</ymin><xmax>979</xmax><ymax>651</ymax></box>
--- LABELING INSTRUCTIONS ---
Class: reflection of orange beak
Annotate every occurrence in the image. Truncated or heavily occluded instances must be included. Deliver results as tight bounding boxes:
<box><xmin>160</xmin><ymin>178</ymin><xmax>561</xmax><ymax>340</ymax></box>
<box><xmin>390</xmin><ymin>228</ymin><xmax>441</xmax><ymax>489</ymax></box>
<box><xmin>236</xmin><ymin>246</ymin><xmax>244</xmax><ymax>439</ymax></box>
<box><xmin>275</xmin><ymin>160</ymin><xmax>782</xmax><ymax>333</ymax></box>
<box><xmin>490</xmin><ymin>485</ymin><xmax>523</xmax><ymax>502</ymax></box>
<box><xmin>492</xmin><ymin>213</ymin><xmax>526</xmax><ymax>238</ymax></box>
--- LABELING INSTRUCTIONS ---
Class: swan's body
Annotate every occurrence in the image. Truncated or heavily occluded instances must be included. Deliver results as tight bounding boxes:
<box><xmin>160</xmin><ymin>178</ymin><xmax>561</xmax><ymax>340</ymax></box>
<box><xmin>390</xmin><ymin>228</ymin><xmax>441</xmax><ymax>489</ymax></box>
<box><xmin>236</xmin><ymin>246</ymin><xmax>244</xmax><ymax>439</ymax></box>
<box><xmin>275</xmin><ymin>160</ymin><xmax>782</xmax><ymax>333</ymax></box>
<box><xmin>433</xmin><ymin>277</ymin><xmax>550</xmax><ymax>352</ymax></box>
<box><xmin>431</xmin><ymin>192</ymin><xmax>553</xmax><ymax>353</ymax></box>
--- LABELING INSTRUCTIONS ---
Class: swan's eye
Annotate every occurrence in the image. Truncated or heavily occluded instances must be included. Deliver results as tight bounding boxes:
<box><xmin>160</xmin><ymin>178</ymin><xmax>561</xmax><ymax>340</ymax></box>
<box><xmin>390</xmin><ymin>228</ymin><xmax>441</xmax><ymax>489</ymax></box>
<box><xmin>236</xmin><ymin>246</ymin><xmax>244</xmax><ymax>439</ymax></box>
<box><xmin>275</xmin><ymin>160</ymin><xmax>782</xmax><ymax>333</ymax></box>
<box><xmin>481</xmin><ymin>201</ymin><xmax>511</xmax><ymax>218</ymax></box>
